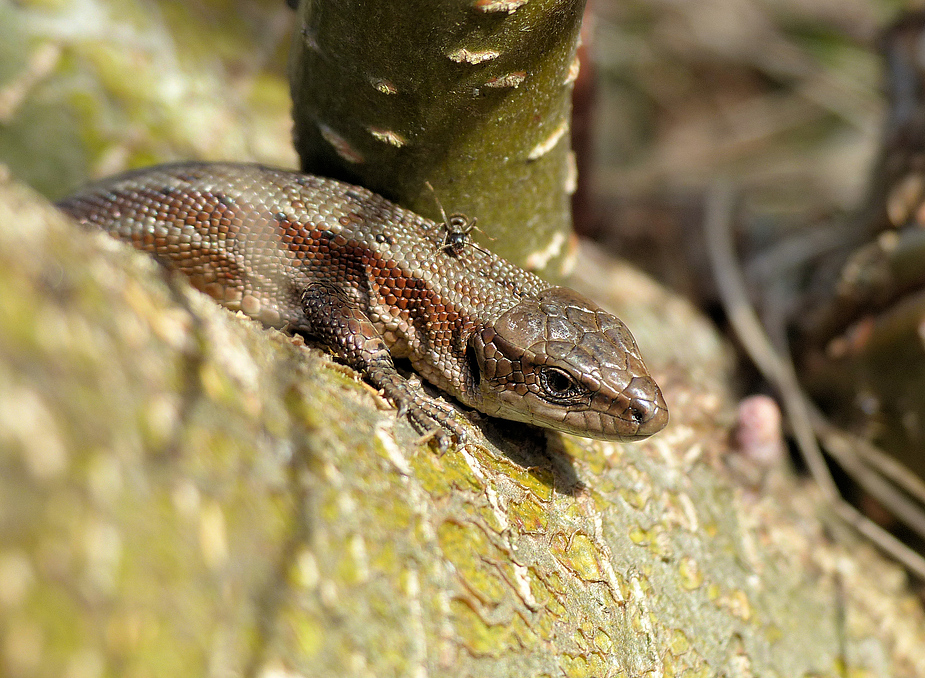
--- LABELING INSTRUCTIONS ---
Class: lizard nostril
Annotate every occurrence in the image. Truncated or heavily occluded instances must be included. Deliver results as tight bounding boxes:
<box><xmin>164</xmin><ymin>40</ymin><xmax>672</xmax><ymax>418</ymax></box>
<box><xmin>623</xmin><ymin>377</ymin><xmax>669</xmax><ymax>436</ymax></box>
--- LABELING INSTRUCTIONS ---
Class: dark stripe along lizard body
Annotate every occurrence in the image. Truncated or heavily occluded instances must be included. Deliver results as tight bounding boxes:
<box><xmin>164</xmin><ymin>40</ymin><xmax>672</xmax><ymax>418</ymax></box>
<box><xmin>59</xmin><ymin>162</ymin><xmax>668</xmax><ymax>448</ymax></box>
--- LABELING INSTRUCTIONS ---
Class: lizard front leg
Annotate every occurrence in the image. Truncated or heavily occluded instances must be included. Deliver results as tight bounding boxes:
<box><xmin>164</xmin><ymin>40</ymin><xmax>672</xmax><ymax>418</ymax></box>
<box><xmin>298</xmin><ymin>282</ymin><xmax>466</xmax><ymax>450</ymax></box>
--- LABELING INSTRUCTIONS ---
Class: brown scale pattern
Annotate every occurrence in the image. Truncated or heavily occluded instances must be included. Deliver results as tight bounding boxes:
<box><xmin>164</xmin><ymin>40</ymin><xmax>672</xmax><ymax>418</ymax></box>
<box><xmin>59</xmin><ymin>162</ymin><xmax>668</xmax><ymax>446</ymax></box>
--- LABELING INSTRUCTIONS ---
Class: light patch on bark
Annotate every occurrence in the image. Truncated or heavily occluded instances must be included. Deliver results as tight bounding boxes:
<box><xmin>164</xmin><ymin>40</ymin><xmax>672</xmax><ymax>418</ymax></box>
<box><xmin>318</xmin><ymin>123</ymin><xmax>364</xmax><ymax>164</ymax></box>
<box><xmin>525</xmin><ymin>231</ymin><xmax>565</xmax><ymax>271</ymax></box>
<box><xmin>448</xmin><ymin>48</ymin><xmax>499</xmax><ymax>64</ymax></box>
<box><xmin>528</xmin><ymin>120</ymin><xmax>568</xmax><ymax>160</ymax></box>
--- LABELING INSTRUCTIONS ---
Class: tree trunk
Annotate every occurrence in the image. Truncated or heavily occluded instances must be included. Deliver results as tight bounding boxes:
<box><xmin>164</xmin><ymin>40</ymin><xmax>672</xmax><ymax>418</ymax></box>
<box><xmin>289</xmin><ymin>0</ymin><xmax>583</xmax><ymax>275</ymax></box>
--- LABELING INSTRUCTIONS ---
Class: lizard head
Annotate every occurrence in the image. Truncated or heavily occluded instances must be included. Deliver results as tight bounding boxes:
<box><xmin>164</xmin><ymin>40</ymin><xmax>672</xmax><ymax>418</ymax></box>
<box><xmin>468</xmin><ymin>287</ymin><xmax>668</xmax><ymax>441</ymax></box>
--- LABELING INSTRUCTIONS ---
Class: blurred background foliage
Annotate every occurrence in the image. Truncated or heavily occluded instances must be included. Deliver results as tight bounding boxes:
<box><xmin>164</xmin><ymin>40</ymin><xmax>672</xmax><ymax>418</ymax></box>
<box><xmin>590</xmin><ymin>0</ymin><xmax>895</xmax><ymax>214</ymax></box>
<box><xmin>0</xmin><ymin>0</ymin><xmax>296</xmax><ymax>198</ymax></box>
<box><xmin>573</xmin><ymin>0</ymin><xmax>904</xmax><ymax>314</ymax></box>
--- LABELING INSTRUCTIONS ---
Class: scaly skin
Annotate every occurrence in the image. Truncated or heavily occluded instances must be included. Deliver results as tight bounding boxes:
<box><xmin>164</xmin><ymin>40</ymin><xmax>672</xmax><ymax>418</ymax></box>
<box><xmin>59</xmin><ymin>162</ymin><xmax>668</xmax><ymax>448</ymax></box>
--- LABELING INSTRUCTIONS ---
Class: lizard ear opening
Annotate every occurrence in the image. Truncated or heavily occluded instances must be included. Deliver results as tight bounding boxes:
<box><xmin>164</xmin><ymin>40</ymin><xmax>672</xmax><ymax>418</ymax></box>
<box><xmin>465</xmin><ymin>344</ymin><xmax>481</xmax><ymax>387</ymax></box>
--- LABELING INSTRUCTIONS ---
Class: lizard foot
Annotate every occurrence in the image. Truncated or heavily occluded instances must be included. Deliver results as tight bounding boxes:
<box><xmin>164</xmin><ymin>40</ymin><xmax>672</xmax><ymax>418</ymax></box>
<box><xmin>397</xmin><ymin>392</ymin><xmax>469</xmax><ymax>452</ymax></box>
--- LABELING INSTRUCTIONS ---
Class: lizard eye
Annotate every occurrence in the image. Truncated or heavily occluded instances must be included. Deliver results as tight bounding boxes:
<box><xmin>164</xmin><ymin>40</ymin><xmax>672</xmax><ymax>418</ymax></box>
<box><xmin>539</xmin><ymin>367</ymin><xmax>583</xmax><ymax>401</ymax></box>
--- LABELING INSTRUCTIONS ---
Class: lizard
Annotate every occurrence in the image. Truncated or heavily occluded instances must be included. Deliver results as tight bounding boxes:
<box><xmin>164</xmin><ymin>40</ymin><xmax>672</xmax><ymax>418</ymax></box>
<box><xmin>58</xmin><ymin>162</ymin><xmax>669</xmax><ymax>449</ymax></box>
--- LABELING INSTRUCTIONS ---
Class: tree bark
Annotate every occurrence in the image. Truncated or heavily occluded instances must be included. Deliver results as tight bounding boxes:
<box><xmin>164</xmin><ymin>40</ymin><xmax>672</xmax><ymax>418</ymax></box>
<box><xmin>289</xmin><ymin>0</ymin><xmax>584</xmax><ymax>275</ymax></box>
